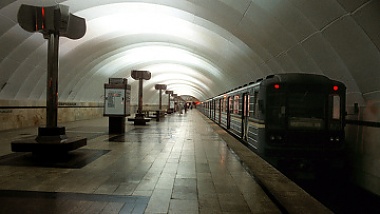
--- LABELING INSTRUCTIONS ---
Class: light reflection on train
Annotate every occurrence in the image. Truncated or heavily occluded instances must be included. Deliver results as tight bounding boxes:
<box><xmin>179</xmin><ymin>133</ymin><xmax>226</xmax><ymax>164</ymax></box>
<box><xmin>201</xmin><ymin>73</ymin><xmax>346</xmax><ymax>171</ymax></box>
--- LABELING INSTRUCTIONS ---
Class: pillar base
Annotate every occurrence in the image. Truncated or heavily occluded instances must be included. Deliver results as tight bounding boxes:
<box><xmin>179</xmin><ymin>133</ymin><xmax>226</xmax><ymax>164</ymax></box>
<box><xmin>11</xmin><ymin>127</ymin><xmax>87</xmax><ymax>155</ymax></box>
<box><xmin>128</xmin><ymin>114</ymin><xmax>151</xmax><ymax>125</ymax></box>
<box><xmin>109</xmin><ymin>117</ymin><xmax>125</xmax><ymax>134</ymax></box>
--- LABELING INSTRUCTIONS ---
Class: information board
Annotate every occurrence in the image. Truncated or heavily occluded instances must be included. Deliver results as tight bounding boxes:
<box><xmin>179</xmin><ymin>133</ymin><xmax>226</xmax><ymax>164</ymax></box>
<box><xmin>104</xmin><ymin>84</ymin><xmax>131</xmax><ymax>116</ymax></box>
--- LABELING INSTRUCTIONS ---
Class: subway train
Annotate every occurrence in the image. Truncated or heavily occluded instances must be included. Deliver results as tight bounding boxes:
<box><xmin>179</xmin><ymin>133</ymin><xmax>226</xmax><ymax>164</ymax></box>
<box><xmin>200</xmin><ymin>73</ymin><xmax>346</xmax><ymax>170</ymax></box>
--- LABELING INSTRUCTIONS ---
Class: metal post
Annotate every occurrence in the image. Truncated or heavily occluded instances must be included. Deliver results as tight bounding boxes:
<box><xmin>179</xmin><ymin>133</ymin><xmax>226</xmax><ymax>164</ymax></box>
<box><xmin>159</xmin><ymin>89</ymin><xmax>162</xmax><ymax>110</ymax></box>
<box><xmin>155</xmin><ymin>85</ymin><xmax>167</xmax><ymax>112</ymax></box>
<box><xmin>168</xmin><ymin>94</ymin><xmax>170</xmax><ymax>111</ymax></box>
<box><xmin>46</xmin><ymin>33</ymin><xmax>59</xmax><ymax>128</ymax></box>
<box><xmin>12</xmin><ymin>4</ymin><xmax>88</xmax><ymax>154</ymax></box>
<box><xmin>138</xmin><ymin>79</ymin><xmax>143</xmax><ymax>115</ymax></box>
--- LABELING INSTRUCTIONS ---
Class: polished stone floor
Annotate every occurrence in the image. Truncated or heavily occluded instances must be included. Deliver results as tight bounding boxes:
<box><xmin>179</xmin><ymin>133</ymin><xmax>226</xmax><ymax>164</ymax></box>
<box><xmin>0</xmin><ymin>110</ymin><xmax>281</xmax><ymax>213</ymax></box>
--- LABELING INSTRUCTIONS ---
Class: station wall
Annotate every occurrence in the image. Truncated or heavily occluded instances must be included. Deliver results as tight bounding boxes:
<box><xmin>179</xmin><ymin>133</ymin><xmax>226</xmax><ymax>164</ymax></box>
<box><xmin>346</xmin><ymin>101</ymin><xmax>380</xmax><ymax>195</ymax></box>
<box><xmin>0</xmin><ymin>100</ymin><xmax>172</xmax><ymax>131</ymax></box>
<box><xmin>0</xmin><ymin>100</ymin><xmax>103</xmax><ymax>131</ymax></box>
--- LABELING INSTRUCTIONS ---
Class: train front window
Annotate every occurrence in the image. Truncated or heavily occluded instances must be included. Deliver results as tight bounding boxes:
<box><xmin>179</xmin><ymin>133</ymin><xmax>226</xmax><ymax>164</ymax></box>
<box><xmin>287</xmin><ymin>93</ymin><xmax>325</xmax><ymax>118</ymax></box>
<box><xmin>331</xmin><ymin>95</ymin><xmax>340</xmax><ymax>119</ymax></box>
<box><xmin>266</xmin><ymin>93</ymin><xmax>286</xmax><ymax>129</ymax></box>
<box><xmin>287</xmin><ymin>92</ymin><xmax>325</xmax><ymax>130</ymax></box>
<box><xmin>267</xmin><ymin>92</ymin><xmax>326</xmax><ymax>130</ymax></box>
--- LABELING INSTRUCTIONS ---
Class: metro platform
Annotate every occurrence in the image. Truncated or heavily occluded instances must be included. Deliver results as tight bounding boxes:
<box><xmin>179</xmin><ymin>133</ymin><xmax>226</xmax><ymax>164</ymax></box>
<box><xmin>0</xmin><ymin>110</ymin><xmax>330</xmax><ymax>213</ymax></box>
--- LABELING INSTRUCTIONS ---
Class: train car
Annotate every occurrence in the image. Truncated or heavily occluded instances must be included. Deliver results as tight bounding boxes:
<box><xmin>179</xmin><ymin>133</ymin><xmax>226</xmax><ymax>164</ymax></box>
<box><xmin>202</xmin><ymin>73</ymin><xmax>346</xmax><ymax>169</ymax></box>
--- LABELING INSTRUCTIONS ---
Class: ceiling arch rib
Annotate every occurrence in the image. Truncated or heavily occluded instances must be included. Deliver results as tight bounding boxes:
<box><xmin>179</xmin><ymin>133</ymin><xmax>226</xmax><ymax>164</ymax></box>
<box><xmin>0</xmin><ymin>28</ymin><xmax>47</xmax><ymax>99</ymax></box>
<box><xmin>143</xmin><ymin>80</ymin><xmax>210</xmax><ymax>103</ymax></box>
<box><xmin>0</xmin><ymin>1</ymin><xmax>262</xmax><ymax>103</ymax></box>
<box><xmin>71</xmin><ymin>44</ymin><xmax>223</xmax><ymax>102</ymax></box>
<box><xmin>136</xmin><ymin>64</ymin><xmax>216</xmax><ymax>102</ymax></box>
<box><xmin>54</xmin><ymin>3</ymin><xmax>255</xmax><ymax>102</ymax></box>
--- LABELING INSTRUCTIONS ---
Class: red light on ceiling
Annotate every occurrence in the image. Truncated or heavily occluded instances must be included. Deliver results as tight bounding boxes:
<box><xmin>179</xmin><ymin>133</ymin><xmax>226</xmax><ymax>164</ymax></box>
<box><xmin>333</xmin><ymin>85</ymin><xmax>339</xmax><ymax>91</ymax></box>
<box><xmin>274</xmin><ymin>84</ymin><xmax>280</xmax><ymax>89</ymax></box>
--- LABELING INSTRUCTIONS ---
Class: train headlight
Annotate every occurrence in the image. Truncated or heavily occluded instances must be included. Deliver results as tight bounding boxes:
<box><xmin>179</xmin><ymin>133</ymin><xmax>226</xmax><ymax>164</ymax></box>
<box><xmin>330</xmin><ymin>136</ymin><xmax>340</xmax><ymax>142</ymax></box>
<box><xmin>269</xmin><ymin>135</ymin><xmax>283</xmax><ymax>142</ymax></box>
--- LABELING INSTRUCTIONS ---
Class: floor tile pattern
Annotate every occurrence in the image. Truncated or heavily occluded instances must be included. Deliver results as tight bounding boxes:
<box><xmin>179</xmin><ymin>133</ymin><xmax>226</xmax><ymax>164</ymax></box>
<box><xmin>0</xmin><ymin>111</ymin><xmax>279</xmax><ymax>213</ymax></box>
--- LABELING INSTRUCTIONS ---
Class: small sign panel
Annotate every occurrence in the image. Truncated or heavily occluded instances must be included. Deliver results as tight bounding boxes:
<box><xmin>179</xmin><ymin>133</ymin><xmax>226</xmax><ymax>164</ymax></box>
<box><xmin>104</xmin><ymin>89</ymin><xmax>125</xmax><ymax>115</ymax></box>
<box><xmin>109</xmin><ymin>78</ymin><xmax>127</xmax><ymax>84</ymax></box>
<box><xmin>104</xmin><ymin>85</ymin><xmax>131</xmax><ymax>116</ymax></box>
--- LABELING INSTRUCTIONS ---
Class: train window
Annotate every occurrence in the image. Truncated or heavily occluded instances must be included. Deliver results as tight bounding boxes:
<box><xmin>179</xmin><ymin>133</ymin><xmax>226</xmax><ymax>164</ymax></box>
<box><xmin>249</xmin><ymin>94</ymin><xmax>254</xmax><ymax>116</ymax></box>
<box><xmin>267</xmin><ymin>93</ymin><xmax>286</xmax><ymax>129</ymax></box>
<box><xmin>220</xmin><ymin>99</ymin><xmax>223</xmax><ymax>112</ymax></box>
<box><xmin>234</xmin><ymin>95</ymin><xmax>240</xmax><ymax>114</ymax></box>
<box><xmin>222</xmin><ymin>97</ymin><xmax>227</xmax><ymax>113</ymax></box>
<box><xmin>328</xmin><ymin>95</ymin><xmax>342</xmax><ymax>130</ymax></box>
<box><xmin>239</xmin><ymin>95</ymin><xmax>243</xmax><ymax>115</ymax></box>
<box><xmin>229</xmin><ymin>97</ymin><xmax>234</xmax><ymax>114</ymax></box>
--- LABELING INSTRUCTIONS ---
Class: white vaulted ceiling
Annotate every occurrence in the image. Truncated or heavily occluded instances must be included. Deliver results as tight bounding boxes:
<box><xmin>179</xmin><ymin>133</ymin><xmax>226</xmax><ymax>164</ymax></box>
<box><xmin>0</xmin><ymin>0</ymin><xmax>379</xmax><ymax>105</ymax></box>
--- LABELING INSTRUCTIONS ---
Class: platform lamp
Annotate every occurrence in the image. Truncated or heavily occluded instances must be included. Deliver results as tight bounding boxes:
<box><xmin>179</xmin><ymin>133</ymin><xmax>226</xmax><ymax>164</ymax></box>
<box><xmin>173</xmin><ymin>94</ymin><xmax>178</xmax><ymax>112</ymax></box>
<box><xmin>155</xmin><ymin>84</ymin><xmax>167</xmax><ymax>111</ymax></box>
<box><xmin>18</xmin><ymin>4</ymin><xmax>86</xmax><ymax>131</ymax></box>
<box><xmin>128</xmin><ymin>70</ymin><xmax>151</xmax><ymax>125</ymax></box>
<box><xmin>165</xmin><ymin>90</ymin><xmax>173</xmax><ymax>114</ymax></box>
<box><xmin>12</xmin><ymin>4</ymin><xmax>87</xmax><ymax>154</ymax></box>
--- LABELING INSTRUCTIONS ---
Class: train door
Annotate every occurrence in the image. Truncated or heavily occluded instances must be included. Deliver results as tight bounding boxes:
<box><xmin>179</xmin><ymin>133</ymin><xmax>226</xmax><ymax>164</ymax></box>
<box><xmin>214</xmin><ymin>98</ymin><xmax>220</xmax><ymax>124</ymax></box>
<box><xmin>213</xmin><ymin>99</ymin><xmax>216</xmax><ymax>120</ymax></box>
<box><xmin>209</xmin><ymin>101</ymin><xmax>212</xmax><ymax>118</ymax></box>
<box><xmin>227</xmin><ymin>96</ymin><xmax>232</xmax><ymax>129</ymax></box>
<box><xmin>218</xmin><ymin>99</ymin><xmax>222</xmax><ymax>124</ymax></box>
<box><xmin>242</xmin><ymin>93</ymin><xmax>249</xmax><ymax>141</ymax></box>
<box><xmin>210</xmin><ymin>100</ymin><xmax>214</xmax><ymax>120</ymax></box>
<box><xmin>221</xmin><ymin>96</ymin><xmax>228</xmax><ymax>128</ymax></box>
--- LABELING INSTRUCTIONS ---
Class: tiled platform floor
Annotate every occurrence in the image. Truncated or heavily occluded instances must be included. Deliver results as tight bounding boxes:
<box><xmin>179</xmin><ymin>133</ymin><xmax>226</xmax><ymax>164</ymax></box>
<box><xmin>0</xmin><ymin>110</ymin><xmax>325</xmax><ymax>213</ymax></box>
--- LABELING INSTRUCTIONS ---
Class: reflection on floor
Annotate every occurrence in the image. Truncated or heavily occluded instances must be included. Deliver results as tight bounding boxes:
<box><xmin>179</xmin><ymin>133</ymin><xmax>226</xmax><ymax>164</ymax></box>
<box><xmin>0</xmin><ymin>190</ymin><xmax>149</xmax><ymax>214</ymax></box>
<box><xmin>0</xmin><ymin>111</ymin><xmax>280</xmax><ymax>213</ymax></box>
<box><xmin>0</xmin><ymin>149</ymin><xmax>110</xmax><ymax>169</ymax></box>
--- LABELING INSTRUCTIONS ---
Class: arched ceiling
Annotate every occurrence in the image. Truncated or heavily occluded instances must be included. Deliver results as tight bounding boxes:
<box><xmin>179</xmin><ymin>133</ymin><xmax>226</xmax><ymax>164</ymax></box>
<box><xmin>0</xmin><ymin>0</ymin><xmax>379</xmax><ymax>105</ymax></box>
